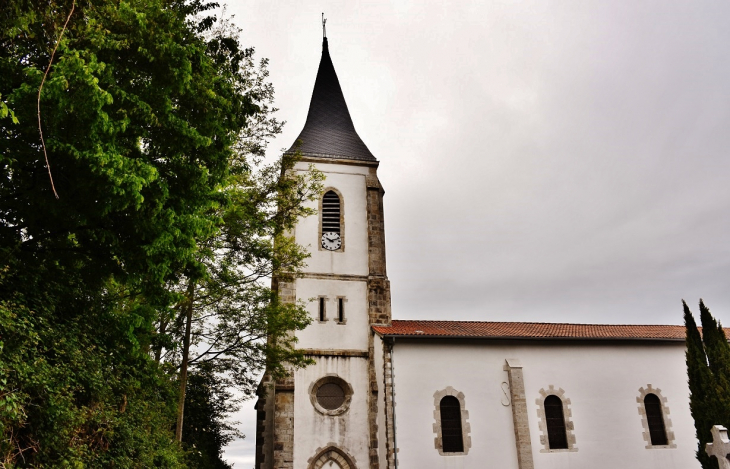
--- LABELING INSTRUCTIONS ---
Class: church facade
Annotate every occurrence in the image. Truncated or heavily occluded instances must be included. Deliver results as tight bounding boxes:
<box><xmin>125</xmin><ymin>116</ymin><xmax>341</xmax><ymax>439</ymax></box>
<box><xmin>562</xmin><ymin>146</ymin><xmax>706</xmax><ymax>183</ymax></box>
<box><xmin>255</xmin><ymin>36</ymin><xmax>700</xmax><ymax>469</ymax></box>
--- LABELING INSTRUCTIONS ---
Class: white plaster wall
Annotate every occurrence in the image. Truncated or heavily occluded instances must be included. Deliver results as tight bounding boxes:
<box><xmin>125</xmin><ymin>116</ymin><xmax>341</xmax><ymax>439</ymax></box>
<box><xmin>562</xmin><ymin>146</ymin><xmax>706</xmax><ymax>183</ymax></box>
<box><xmin>290</xmin><ymin>160</ymin><xmax>375</xmax><ymax>467</ymax></box>
<box><xmin>293</xmin><ymin>356</ymin><xmax>371</xmax><ymax>468</ymax></box>
<box><xmin>294</xmin><ymin>161</ymin><xmax>370</xmax><ymax>277</ymax></box>
<box><xmin>295</xmin><ymin>278</ymin><xmax>369</xmax><ymax>350</ymax></box>
<box><xmin>390</xmin><ymin>340</ymin><xmax>699</xmax><ymax>469</ymax></box>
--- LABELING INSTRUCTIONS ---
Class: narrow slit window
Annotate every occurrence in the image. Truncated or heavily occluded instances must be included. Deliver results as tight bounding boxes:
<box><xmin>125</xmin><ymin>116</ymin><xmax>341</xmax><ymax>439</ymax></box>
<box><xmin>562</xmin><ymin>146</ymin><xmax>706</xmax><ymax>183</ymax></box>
<box><xmin>322</xmin><ymin>191</ymin><xmax>341</xmax><ymax>234</ymax></box>
<box><xmin>544</xmin><ymin>395</ymin><xmax>568</xmax><ymax>449</ymax></box>
<box><xmin>440</xmin><ymin>396</ymin><xmax>464</xmax><ymax>453</ymax></box>
<box><xmin>338</xmin><ymin>298</ymin><xmax>344</xmax><ymax>323</ymax></box>
<box><xmin>319</xmin><ymin>297</ymin><xmax>326</xmax><ymax>322</ymax></box>
<box><xmin>644</xmin><ymin>394</ymin><xmax>668</xmax><ymax>445</ymax></box>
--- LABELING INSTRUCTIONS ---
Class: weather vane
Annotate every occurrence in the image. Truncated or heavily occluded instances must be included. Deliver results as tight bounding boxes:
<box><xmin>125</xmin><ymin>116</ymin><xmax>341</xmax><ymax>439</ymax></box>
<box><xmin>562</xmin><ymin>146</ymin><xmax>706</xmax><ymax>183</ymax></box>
<box><xmin>322</xmin><ymin>13</ymin><xmax>327</xmax><ymax>38</ymax></box>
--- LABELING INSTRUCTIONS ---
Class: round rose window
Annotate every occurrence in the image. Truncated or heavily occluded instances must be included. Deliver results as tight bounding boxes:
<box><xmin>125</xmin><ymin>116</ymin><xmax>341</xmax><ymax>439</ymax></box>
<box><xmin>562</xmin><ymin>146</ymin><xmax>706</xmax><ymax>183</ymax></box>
<box><xmin>310</xmin><ymin>376</ymin><xmax>353</xmax><ymax>415</ymax></box>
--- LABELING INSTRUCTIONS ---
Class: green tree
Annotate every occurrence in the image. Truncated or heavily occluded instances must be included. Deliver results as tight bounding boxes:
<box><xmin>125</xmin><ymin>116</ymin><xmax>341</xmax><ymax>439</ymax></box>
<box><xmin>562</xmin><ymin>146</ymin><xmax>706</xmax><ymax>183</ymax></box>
<box><xmin>182</xmin><ymin>363</ymin><xmax>240</xmax><ymax>469</ymax></box>
<box><xmin>167</xmin><ymin>150</ymin><xmax>321</xmax><ymax>442</ymax></box>
<box><xmin>1</xmin><ymin>0</ymin><xmax>253</xmax><ymax>291</ymax></box>
<box><xmin>684</xmin><ymin>299</ymin><xmax>730</xmax><ymax>469</ymax></box>
<box><xmin>0</xmin><ymin>0</ymin><xmax>318</xmax><ymax>465</ymax></box>
<box><xmin>0</xmin><ymin>285</ymin><xmax>187</xmax><ymax>466</ymax></box>
<box><xmin>141</xmin><ymin>12</ymin><xmax>323</xmax><ymax>441</ymax></box>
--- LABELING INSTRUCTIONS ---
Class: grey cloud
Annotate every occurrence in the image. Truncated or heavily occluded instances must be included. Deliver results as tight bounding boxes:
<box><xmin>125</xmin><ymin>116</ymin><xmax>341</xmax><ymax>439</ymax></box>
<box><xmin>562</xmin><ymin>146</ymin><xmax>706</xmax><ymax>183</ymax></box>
<box><xmin>223</xmin><ymin>0</ymin><xmax>730</xmax><ymax>461</ymax></box>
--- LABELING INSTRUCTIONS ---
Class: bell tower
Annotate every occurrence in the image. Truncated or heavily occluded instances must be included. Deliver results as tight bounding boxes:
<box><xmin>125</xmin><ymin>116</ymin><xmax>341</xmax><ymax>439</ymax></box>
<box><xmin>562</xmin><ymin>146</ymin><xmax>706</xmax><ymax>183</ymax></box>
<box><xmin>256</xmin><ymin>31</ymin><xmax>392</xmax><ymax>469</ymax></box>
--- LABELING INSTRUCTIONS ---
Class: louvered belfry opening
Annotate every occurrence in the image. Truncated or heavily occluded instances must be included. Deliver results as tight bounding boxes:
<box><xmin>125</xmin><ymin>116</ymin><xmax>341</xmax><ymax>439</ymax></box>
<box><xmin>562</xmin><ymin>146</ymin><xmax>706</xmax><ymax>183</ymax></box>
<box><xmin>317</xmin><ymin>383</ymin><xmax>346</xmax><ymax>410</ymax></box>
<box><xmin>440</xmin><ymin>396</ymin><xmax>464</xmax><ymax>453</ymax></box>
<box><xmin>322</xmin><ymin>191</ymin><xmax>341</xmax><ymax>234</ymax></box>
<box><xmin>644</xmin><ymin>394</ymin><xmax>668</xmax><ymax>445</ymax></box>
<box><xmin>544</xmin><ymin>395</ymin><xmax>569</xmax><ymax>449</ymax></box>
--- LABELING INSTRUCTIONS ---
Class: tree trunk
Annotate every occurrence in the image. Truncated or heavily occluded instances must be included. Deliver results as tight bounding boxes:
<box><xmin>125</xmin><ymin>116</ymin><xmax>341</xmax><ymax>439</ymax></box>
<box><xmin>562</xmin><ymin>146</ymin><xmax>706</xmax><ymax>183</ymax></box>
<box><xmin>175</xmin><ymin>280</ymin><xmax>195</xmax><ymax>442</ymax></box>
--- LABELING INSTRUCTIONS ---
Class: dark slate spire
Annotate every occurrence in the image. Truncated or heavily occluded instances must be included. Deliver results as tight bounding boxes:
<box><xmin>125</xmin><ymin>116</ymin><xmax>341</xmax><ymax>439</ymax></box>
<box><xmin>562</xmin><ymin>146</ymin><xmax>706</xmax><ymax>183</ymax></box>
<box><xmin>288</xmin><ymin>38</ymin><xmax>376</xmax><ymax>161</ymax></box>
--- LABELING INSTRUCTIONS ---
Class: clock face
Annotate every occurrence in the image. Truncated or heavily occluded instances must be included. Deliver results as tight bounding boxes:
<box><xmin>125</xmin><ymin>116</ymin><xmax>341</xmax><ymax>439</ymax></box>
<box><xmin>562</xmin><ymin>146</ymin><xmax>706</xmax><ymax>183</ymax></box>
<box><xmin>321</xmin><ymin>232</ymin><xmax>342</xmax><ymax>251</ymax></box>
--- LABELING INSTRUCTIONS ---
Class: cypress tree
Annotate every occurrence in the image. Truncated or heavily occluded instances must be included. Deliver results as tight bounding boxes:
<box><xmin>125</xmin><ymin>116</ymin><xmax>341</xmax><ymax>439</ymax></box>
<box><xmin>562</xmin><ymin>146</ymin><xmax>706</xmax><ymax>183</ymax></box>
<box><xmin>685</xmin><ymin>300</ymin><xmax>720</xmax><ymax>469</ymax></box>
<box><xmin>700</xmin><ymin>300</ymin><xmax>730</xmax><ymax>393</ymax></box>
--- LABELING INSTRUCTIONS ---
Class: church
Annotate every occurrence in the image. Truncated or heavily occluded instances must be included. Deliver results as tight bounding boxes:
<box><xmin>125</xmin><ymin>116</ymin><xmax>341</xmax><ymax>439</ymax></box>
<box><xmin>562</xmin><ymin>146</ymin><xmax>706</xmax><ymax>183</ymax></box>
<box><xmin>255</xmin><ymin>33</ymin><xmax>700</xmax><ymax>469</ymax></box>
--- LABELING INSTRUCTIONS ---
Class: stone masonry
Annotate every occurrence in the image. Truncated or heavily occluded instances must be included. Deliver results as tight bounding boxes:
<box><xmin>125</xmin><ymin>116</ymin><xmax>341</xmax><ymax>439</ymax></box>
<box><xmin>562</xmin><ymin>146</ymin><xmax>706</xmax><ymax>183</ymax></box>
<box><xmin>367</xmin><ymin>166</ymin><xmax>392</xmax><ymax>468</ymax></box>
<box><xmin>382</xmin><ymin>341</ymin><xmax>397</xmax><ymax>469</ymax></box>
<box><xmin>367</xmin><ymin>333</ymin><xmax>380</xmax><ymax>468</ymax></box>
<box><xmin>504</xmin><ymin>359</ymin><xmax>534</xmax><ymax>469</ymax></box>
<box><xmin>256</xmin><ymin>277</ymin><xmax>297</xmax><ymax>469</ymax></box>
<box><xmin>366</xmin><ymin>169</ymin><xmax>391</xmax><ymax>327</ymax></box>
<box><xmin>255</xmin><ymin>375</ymin><xmax>274</xmax><ymax>469</ymax></box>
<box><xmin>272</xmin><ymin>376</ymin><xmax>295</xmax><ymax>468</ymax></box>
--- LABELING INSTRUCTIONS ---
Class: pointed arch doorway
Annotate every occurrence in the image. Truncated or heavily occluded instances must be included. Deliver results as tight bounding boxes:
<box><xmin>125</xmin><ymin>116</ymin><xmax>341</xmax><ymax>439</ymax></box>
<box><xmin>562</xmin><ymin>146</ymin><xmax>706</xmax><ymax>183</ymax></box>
<box><xmin>308</xmin><ymin>446</ymin><xmax>357</xmax><ymax>469</ymax></box>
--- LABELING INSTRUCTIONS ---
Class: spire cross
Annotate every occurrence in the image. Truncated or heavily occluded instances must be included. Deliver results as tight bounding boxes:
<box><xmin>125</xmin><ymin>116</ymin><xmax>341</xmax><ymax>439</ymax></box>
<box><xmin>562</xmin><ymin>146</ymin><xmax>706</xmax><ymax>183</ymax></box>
<box><xmin>706</xmin><ymin>425</ymin><xmax>730</xmax><ymax>469</ymax></box>
<box><xmin>322</xmin><ymin>13</ymin><xmax>327</xmax><ymax>38</ymax></box>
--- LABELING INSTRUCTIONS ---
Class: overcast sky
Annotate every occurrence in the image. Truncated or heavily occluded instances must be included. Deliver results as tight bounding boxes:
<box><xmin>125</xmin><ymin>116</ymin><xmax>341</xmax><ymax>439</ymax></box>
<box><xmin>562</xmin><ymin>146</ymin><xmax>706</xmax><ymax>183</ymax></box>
<box><xmin>222</xmin><ymin>1</ymin><xmax>730</xmax><ymax>465</ymax></box>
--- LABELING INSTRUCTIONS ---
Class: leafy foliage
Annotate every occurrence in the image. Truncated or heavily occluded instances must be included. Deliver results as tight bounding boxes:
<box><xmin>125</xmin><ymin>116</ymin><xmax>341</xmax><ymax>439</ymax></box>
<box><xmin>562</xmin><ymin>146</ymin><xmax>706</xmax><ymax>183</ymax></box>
<box><xmin>0</xmin><ymin>294</ymin><xmax>185</xmax><ymax>466</ymax></box>
<box><xmin>1</xmin><ymin>0</ymin><xmax>254</xmax><ymax>290</ymax></box>
<box><xmin>0</xmin><ymin>0</ymin><xmax>320</xmax><ymax>466</ymax></box>
<box><xmin>159</xmin><ymin>151</ymin><xmax>322</xmax><ymax>396</ymax></box>
<box><xmin>182</xmin><ymin>363</ymin><xmax>240</xmax><ymax>469</ymax></box>
<box><xmin>147</xmin><ymin>9</ymin><xmax>322</xmax><ymax>444</ymax></box>
<box><xmin>684</xmin><ymin>299</ymin><xmax>730</xmax><ymax>469</ymax></box>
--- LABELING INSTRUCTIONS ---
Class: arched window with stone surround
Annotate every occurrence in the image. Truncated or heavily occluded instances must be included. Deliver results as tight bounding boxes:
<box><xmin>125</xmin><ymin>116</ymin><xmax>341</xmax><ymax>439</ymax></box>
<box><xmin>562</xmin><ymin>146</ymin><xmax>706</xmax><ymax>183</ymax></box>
<box><xmin>544</xmin><ymin>395</ymin><xmax>569</xmax><ymax>449</ymax></box>
<box><xmin>432</xmin><ymin>386</ymin><xmax>471</xmax><ymax>455</ymax></box>
<box><xmin>644</xmin><ymin>393</ymin><xmax>668</xmax><ymax>446</ymax></box>
<box><xmin>536</xmin><ymin>386</ymin><xmax>577</xmax><ymax>452</ymax></box>
<box><xmin>636</xmin><ymin>384</ymin><xmax>675</xmax><ymax>449</ymax></box>
<box><xmin>440</xmin><ymin>396</ymin><xmax>464</xmax><ymax>453</ymax></box>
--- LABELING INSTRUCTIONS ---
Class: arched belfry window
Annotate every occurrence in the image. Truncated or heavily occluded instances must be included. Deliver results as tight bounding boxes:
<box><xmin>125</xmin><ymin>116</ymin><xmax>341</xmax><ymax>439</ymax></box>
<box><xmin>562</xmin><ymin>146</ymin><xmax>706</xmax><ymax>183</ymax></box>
<box><xmin>544</xmin><ymin>395</ymin><xmax>568</xmax><ymax>449</ymax></box>
<box><xmin>644</xmin><ymin>393</ymin><xmax>668</xmax><ymax>446</ymax></box>
<box><xmin>440</xmin><ymin>396</ymin><xmax>464</xmax><ymax>453</ymax></box>
<box><xmin>322</xmin><ymin>191</ymin><xmax>341</xmax><ymax>233</ymax></box>
<box><xmin>320</xmin><ymin>190</ymin><xmax>344</xmax><ymax>251</ymax></box>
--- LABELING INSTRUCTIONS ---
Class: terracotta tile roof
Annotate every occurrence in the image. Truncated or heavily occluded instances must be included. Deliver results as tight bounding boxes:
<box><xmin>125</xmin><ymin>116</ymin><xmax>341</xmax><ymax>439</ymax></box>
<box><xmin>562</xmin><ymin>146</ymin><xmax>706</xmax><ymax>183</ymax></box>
<box><xmin>372</xmin><ymin>320</ymin><xmax>699</xmax><ymax>341</ymax></box>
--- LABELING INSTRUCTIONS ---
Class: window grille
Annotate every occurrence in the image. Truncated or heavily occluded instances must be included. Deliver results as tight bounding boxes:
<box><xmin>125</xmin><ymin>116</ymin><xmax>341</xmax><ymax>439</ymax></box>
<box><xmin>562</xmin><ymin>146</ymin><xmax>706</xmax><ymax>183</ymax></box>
<box><xmin>544</xmin><ymin>395</ymin><xmax>568</xmax><ymax>449</ymax></box>
<box><xmin>338</xmin><ymin>298</ymin><xmax>344</xmax><ymax>323</ymax></box>
<box><xmin>317</xmin><ymin>383</ymin><xmax>346</xmax><ymax>410</ymax></box>
<box><xmin>319</xmin><ymin>297</ymin><xmax>325</xmax><ymax>322</ymax></box>
<box><xmin>310</xmin><ymin>376</ymin><xmax>353</xmax><ymax>416</ymax></box>
<box><xmin>440</xmin><ymin>396</ymin><xmax>464</xmax><ymax>453</ymax></box>
<box><xmin>322</xmin><ymin>191</ymin><xmax>341</xmax><ymax>233</ymax></box>
<box><xmin>644</xmin><ymin>393</ymin><xmax>668</xmax><ymax>445</ymax></box>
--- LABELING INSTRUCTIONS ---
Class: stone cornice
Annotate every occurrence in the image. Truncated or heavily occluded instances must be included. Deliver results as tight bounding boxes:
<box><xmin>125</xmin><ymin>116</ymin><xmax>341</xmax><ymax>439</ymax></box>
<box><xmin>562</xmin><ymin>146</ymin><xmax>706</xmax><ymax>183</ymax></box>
<box><xmin>300</xmin><ymin>272</ymin><xmax>369</xmax><ymax>282</ymax></box>
<box><xmin>300</xmin><ymin>348</ymin><xmax>369</xmax><ymax>358</ymax></box>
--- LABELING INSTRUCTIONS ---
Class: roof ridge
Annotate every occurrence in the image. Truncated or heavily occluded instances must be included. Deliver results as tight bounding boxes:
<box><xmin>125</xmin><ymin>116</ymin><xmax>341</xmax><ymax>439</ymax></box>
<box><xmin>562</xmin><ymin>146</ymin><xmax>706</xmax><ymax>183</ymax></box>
<box><xmin>373</xmin><ymin>320</ymin><xmax>696</xmax><ymax>340</ymax></box>
<box><xmin>390</xmin><ymin>319</ymin><xmax>685</xmax><ymax>327</ymax></box>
